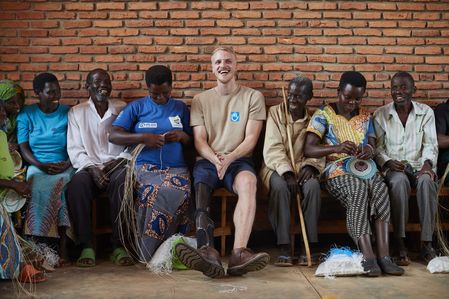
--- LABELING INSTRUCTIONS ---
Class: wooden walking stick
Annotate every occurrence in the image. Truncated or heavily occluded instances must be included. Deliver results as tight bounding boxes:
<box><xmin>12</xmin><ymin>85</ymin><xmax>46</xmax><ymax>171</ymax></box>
<box><xmin>282</xmin><ymin>86</ymin><xmax>312</xmax><ymax>267</ymax></box>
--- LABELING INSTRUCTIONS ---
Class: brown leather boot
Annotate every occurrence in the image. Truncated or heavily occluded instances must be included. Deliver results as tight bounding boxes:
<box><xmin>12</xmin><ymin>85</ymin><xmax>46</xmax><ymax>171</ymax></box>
<box><xmin>227</xmin><ymin>248</ymin><xmax>270</xmax><ymax>276</ymax></box>
<box><xmin>175</xmin><ymin>243</ymin><xmax>225</xmax><ymax>278</ymax></box>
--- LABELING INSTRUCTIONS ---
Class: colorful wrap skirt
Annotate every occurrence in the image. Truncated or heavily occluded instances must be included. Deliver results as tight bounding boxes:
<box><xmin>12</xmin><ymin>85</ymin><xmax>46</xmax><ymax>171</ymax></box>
<box><xmin>135</xmin><ymin>164</ymin><xmax>191</xmax><ymax>262</ymax></box>
<box><xmin>0</xmin><ymin>204</ymin><xmax>21</xmax><ymax>279</ymax></box>
<box><xmin>24</xmin><ymin>165</ymin><xmax>74</xmax><ymax>238</ymax></box>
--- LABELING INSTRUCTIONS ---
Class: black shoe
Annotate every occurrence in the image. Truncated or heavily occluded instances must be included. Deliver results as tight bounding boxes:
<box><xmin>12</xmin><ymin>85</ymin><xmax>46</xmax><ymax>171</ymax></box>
<box><xmin>362</xmin><ymin>258</ymin><xmax>381</xmax><ymax>277</ymax></box>
<box><xmin>377</xmin><ymin>256</ymin><xmax>404</xmax><ymax>276</ymax></box>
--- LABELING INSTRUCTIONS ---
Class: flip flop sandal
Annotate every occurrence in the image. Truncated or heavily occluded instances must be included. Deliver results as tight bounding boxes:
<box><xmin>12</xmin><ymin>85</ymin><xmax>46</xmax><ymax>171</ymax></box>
<box><xmin>274</xmin><ymin>255</ymin><xmax>293</xmax><ymax>267</ymax></box>
<box><xmin>298</xmin><ymin>253</ymin><xmax>322</xmax><ymax>266</ymax></box>
<box><xmin>76</xmin><ymin>248</ymin><xmax>96</xmax><ymax>268</ymax></box>
<box><xmin>18</xmin><ymin>264</ymin><xmax>47</xmax><ymax>283</ymax></box>
<box><xmin>110</xmin><ymin>247</ymin><xmax>134</xmax><ymax>266</ymax></box>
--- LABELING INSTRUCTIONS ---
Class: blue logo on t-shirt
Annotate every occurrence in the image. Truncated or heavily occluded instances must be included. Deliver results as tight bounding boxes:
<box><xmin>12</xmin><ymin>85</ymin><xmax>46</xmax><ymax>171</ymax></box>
<box><xmin>230</xmin><ymin>112</ymin><xmax>240</xmax><ymax>122</ymax></box>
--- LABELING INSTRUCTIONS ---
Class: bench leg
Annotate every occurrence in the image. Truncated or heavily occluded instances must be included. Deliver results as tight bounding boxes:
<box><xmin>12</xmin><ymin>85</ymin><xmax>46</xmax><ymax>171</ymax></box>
<box><xmin>221</xmin><ymin>196</ymin><xmax>227</xmax><ymax>257</ymax></box>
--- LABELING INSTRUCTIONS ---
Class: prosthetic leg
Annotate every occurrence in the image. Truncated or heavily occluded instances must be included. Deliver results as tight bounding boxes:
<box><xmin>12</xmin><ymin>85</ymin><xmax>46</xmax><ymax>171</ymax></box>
<box><xmin>175</xmin><ymin>183</ymin><xmax>225</xmax><ymax>278</ymax></box>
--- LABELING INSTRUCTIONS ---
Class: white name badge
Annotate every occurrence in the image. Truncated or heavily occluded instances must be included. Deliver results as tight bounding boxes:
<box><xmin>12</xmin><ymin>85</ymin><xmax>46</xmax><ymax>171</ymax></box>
<box><xmin>138</xmin><ymin>122</ymin><xmax>157</xmax><ymax>128</ymax></box>
<box><xmin>169</xmin><ymin>116</ymin><xmax>183</xmax><ymax>128</ymax></box>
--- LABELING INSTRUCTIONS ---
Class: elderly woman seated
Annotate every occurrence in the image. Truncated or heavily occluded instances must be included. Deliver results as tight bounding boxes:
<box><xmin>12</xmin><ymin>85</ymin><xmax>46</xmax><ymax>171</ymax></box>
<box><xmin>109</xmin><ymin>65</ymin><xmax>192</xmax><ymax>262</ymax></box>
<box><xmin>304</xmin><ymin>71</ymin><xmax>404</xmax><ymax>277</ymax></box>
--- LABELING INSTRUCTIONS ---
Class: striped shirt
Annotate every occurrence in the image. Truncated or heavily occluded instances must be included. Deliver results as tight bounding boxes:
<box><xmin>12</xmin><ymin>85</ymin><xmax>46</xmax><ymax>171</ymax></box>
<box><xmin>373</xmin><ymin>101</ymin><xmax>438</xmax><ymax>172</ymax></box>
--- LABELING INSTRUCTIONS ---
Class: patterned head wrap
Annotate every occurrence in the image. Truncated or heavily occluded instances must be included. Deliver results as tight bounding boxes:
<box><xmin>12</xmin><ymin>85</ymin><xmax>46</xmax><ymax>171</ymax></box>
<box><xmin>0</xmin><ymin>80</ymin><xmax>24</xmax><ymax>102</ymax></box>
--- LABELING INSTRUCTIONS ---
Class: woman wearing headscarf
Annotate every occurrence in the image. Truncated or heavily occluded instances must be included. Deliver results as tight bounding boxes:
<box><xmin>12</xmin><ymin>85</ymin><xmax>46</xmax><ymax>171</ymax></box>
<box><xmin>16</xmin><ymin>73</ymin><xmax>73</xmax><ymax>265</ymax></box>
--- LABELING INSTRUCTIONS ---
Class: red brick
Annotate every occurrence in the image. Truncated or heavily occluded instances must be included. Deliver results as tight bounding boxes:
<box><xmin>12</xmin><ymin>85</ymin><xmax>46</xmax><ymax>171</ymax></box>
<box><xmin>34</xmin><ymin>3</ymin><xmax>62</xmax><ymax>11</ymax></box>
<box><xmin>31</xmin><ymin>21</ymin><xmax>60</xmax><ymax>29</ymax></box>
<box><xmin>262</xmin><ymin>29</ymin><xmax>291</xmax><ymax>36</ymax></box>
<box><xmin>248</xmin><ymin>37</ymin><xmax>276</xmax><ymax>45</ymax></box>
<box><xmin>96</xmin><ymin>3</ymin><xmax>125</xmax><ymax>10</ymax></box>
<box><xmin>398</xmin><ymin>21</ymin><xmax>427</xmax><ymax>28</ymax></box>
<box><xmin>234</xmin><ymin>46</ymin><xmax>262</xmax><ymax>54</ymax></box>
<box><xmin>141</xmin><ymin>29</ymin><xmax>169</xmax><ymax>36</ymax></box>
<box><xmin>247</xmin><ymin>21</ymin><xmax>275</xmax><ymax>27</ymax></box>
<box><xmin>65</xmin><ymin>3</ymin><xmax>94</xmax><ymax>11</ymax></box>
<box><xmin>20</xmin><ymin>30</ymin><xmax>48</xmax><ymax>37</ymax></box>
<box><xmin>384</xmin><ymin>65</ymin><xmax>412</xmax><ymax>72</ymax></box>
<box><xmin>262</xmin><ymin>64</ymin><xmax>293</xmax><ymax>71</ymax></box>
<box><xmin>185</xmin><ymin>37</ymin><xmax>216</xmax><ymax>45</ymax></box>
<box><xmin>338</xmin><ymin>37</ymin><xmax>366</xmax><ymax>45</ymax></box>
<box><xmin>201</xmin><ymin>11</ymin><xmax>230</xmax><ymax>19</ymax></box>
<box><xmin>325</xmin><ymin>47</ymin><xmax>353</xmax><ymax>54</ymax></box>
<box><xmin>110</xmin><ymin>46</ymin><xmax>137</xmax><ymax>54</ymax></box>
<box><xmin>385</xmin><ymin>47</ymin><xmax>414</xmax><ymax>54</ymax></box>
<box><xmin>79</xmin><ymin>29</ymin><xmax>108</xmax><ymax>37</ymax></box>
<box><xmin>110</xmin><ymin>12</ymin><xmax>138</xmax><ymax>19</ymax></box>
<box><xmin>217</xmin><ymin>20</ymin><xmax>244</xmax><ymax>27</ymax></box>
<box><xmin>64</xmin><ymin>55</ymin><xmax>92</xmax><ymax>63</ymax></box>
<box><xmin>263</xmin><ymin>11</ymin><xmax>292</xmax><ymax>19</ymax></box>
<box><xmin>110</xmin><ymin>29</ymin><xmax>139</xmax><ymax>36</ymax></box>
<box><xmin>369</xmin><ymin>21</ymin><xmax>397</xmax><ymax>28</ymax></box>
<box><xmin>309</xmin><ymin>2</ymin><xmax>337</xmax><ymax>10</ymax></box>
<box><xmin>138</xmin><ymin>46</ymin><xmax>167</xmax><ymax>54</ymax></box>
<box><xmin>383</xmin><ymin>29</ymin><xmax>411</xmax><ymax>37</ymax></box>
<box><xmin>339</xmin><ymin>2</ymin><xmax>367</xmax><ymax>10</ymax></box>
<box><xmin>309</xmin><ymin>20</ymin><xmax>338</xmax><ymax>28</ymax></box>
<box><xmin>368</xmin><ymin>37</ymin><xmax>396</xmax><ymax>45</ymax></box>
<box><xmin>221</xmin><ymin>2</ymin><xmax>248</xmax><ymax>9</ymax></box>
<box><xmin>31</xmin><ymin>55</ymin><xmax>60</xmax><ymax>63</ymax></box>
<box><xmin>232</xmin><ymin>11</ymin><xmax>261</xmax><ymax>19</ymax></box>
<box><xmin>0</xmin><ymin>64</ymin><xmax>16</xmax><ymax>71</ymax></box>
<box><xmin>154</xmin><ymin>20</ymin><xmax>181</xmax><ymax>27</ymax></box>
<box><xmin>128</xmin><ymin>3</ymin><xmax>157</xmax><ymax>10</ymax></box>
<box><xmin>426</xmin><ymin>38</ymin><xmax>449</xmax><ymax>45</ymax></box>
<box><xmin>279</xmin><ymin>2</ymin><xmax>307</xmax><ymax>9</ymax></box>
<box><xmin>139</xmin><ymin>11</ymin><xmax>168</xmax><ymax>19</ymax></box>
<box><xmin>353</xmin><ymin>12</ymin><xmax>381</xmax><ymax>19</ymax></box>
<box><xmin>295</xmin><ymin>47</ymin><xmax>323</xmax><ymax>54</ymax></box>
<box><xmin>95</xmin><ymin>55</ymin><xmax>124</xmax><ymax>63</ymax></box>
<box><xmin>396</xmin><ymin>56</ymin><xmax>424</xmax><ymax>64</ymax></box>
<box><xmin>171</xmin><ymin>11</ymin><xmax>199</xmax><ymax>19</ymax></box>
<box><xmin>430</xmin><ymin>21</ymin><xmax>449</xmax><ymax>28</ymax></box>
<box><xmin>49</xmin><ymin>29</ymin><xmax>77</xmax><ymax>37</ymax></box>
<box><xmin>322</xmin><ymin>29</ymin><xmax>352</xmax><ymax>36</ymax></box>
<box><xmin>0</xmin><ymin>21</ymin><xmax>28</xmax><ymax>28</ymax></box>
<box><xmin>94</xmin><ymin>20</ymin><xmax>123</xmax><ymax>28</ymax></box>
<box><xmin>92</xmin><ymin>37</ymin><xmax>122</xmax><ymax>45</ymax></box>
<box><xmin>426</xmin><ymin>56</ymin><xmax>449</xmax><ymax>64</ymax></box>
<box><xmin>354</xmin><ymin>64</ymin><xmax>383</xmax><ymax>72</ymax></box>
<box><xmin>0</xmin><ymin>2</ymin><xmax>30</xmax><ymax>10</ymax></box>
<box><xmin>217</xmin><ymin>37</ymin><xmax>246</xmax><ymax>45</ymax></box>
<box><xmin>278</xmin><ymin>56</ymin><xmax>308</xmax><ymax>63</ymax></box>
<box><xmin>264</xmin><ymin>46</ymin><xmax>293</xmax><ymax>54</ymax></box>
<box><xmin>191</xmin><ymin>2</ymin><xmax>220</xmax><ymax>9</ymax></box>
<box><xmin>157</xmin><ymin>55</ymin><xmax>186</xmax><ymax>62</ymax></box>
<box><xmin>49</xmin><ymin>47</ymin><xmax>78</xmax><ymax>54</ymax></box>
<box><xmin>397</xmin><ymin>3</ymin><xmax>425</xmax><ymax>11</ymax></box>
<box><xmin>367</xmin><ymin>3</ymin><xmax>397</xmax><ymax>10</ymax></box>
<box><xmin>426</xmin><ymin>3</ymin><xmax>449</xmax><ymax>11</ymax></box>
<box><xmin>123</xmin><ymin>37</ymin><xmax>152</xmax><ymax>45</ymax></box>
<box><xmin>154</xmin><ymin>37</ymin><xmax>183</xmax><ymax>45</ymax></box>
<box><xmin>108</xmin><ymin>64</ymin><xmax>137</xmax><ymax>71</ymax></box>
<box><xmin>383</xmin><ymin>12</ymin><xmax>412</xmax><ymax>20</ymax></box>
<box><xmin>413</xmin><ymin>12</ymin><xmax>441</xmax><ymax>20</ymax></box>
<box><xmin>80</xmin><ymin>46</ymin><xmax>108</xmax><ymax>54</ymax></box>
<box><xmin>323</xmin><ymin>12</ymin><xmax>352</xmax><ymax>19</ymax></box>
<box><xmin>19</xmin><ymin>64</ymin><xmax>47</xmax><ymax>72</ymax></box>
<box><xmin>47</xmin><ymin>12</ymin><xmax>76</xmax><ymax>19</ymax></box>
<box><xmin>308</xmin><ymin>55</ymin><xmax>336</xmax><ymax>63</ymax></box>
<box><xmin>397</xmin><ymin>37</ymin><xmax>425</xmax><ymax>45</ymax></box>
<box><xmin>353</xmin><ymin>28</ymin><xmax>382</xmax><ymax>36</ymax></box>
<box><xmin>366</xmin><ymin>56</ymin><xmax>394</xmax><ymax>63</ymax></box>
<box><xmin>171</xmin><ymin>46</ymin><xmax>199</xmax><ymax>54</ymax></box>
<box><xmin>49</xmin><ymin>64</ymin><xmax>79</xmax><ymax>71</ymax></box>
<box><xmin>356</xmin><ymin>47</ymin><xmax>383</xmax><ymax>55</ymax></box>
<box><xmin>201</xmin><ymin>28</ymin><xmax>231</xmax><ymax>36</ymax></box>
<box><xmin>20</xmin><ymin>12</ymin><xmax>45</xmax><ymax>19</ymax></box>
<box><xmin>250</xmin><ymin>2</ymin><xmax>277</xmax><ymax>9</ymax></box>
<box><xmin>413</xmin><ymin>30</ymin><xmax>440</xmax><ymax>37</ymax></box>
<box><xmin>185</xmin><ymin>20</ymin><xmax>215</xmax><ymax>27</ymax></box>
<box><xmin>293</xmin><ymin>12</ymin><xmax>322</xmax><ymax>19</ymax></box>
<box><xmin>64</xmin><ymin>21</ymin><xmax>92</xmax><ymax>29</ymax></box>
<box><xmin>20</xmin><ymin>47</ymin><xmax>48</xmax><ymax>54</ymax></box>
<box><xmin>441</xmin><ymin>30</ymin><xmax>449</xmax><ymax>37</ymax></box>
<box><xmin>250</xmin><ymin>55</ymin><xmax>277</xmax><ymax>62</ymax></box>
<box><xmin>1</xmin><ymin>54</ymin><xmax>29</xmax><ymax>62</ymax></box>
<box><xmin>79</xmin><ymin>12</ymin><xmax>108</xmax><ymax>19</ymax></box>
<box><xmin>159</xmin><ymin>2</ymin><xmax>187</xmax><ymax>10</ymax></box>
<box><xmin>0</xmin><ymin>12</ymin><xmax>15</xmax><ymax>19</ymax></box>
<box><xmin>63</xmin><ymin>38</ymin><xmax>92</xmax><ymax>46</ymax></box>
<box><xmin>0</xmin><ymin>31</ymin><xmax>16</xmax><ymax>37</ymax></box>
<box><xmin>31</xmin><ymin>38</ymin><xmax>58</xmax><ymax>46</ymax></box>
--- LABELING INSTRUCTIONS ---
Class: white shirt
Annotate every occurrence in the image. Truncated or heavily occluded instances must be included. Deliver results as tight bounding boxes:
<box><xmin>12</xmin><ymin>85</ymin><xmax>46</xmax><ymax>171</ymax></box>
<box><xmin>373</xmin><ymin>101</ymin><xmax>438</xmax><ymax>172</ymax></box>
<box><xmin>67</xmin><ymin>98</ymin><xmax>127</xmax><ymax>171</ymax></box>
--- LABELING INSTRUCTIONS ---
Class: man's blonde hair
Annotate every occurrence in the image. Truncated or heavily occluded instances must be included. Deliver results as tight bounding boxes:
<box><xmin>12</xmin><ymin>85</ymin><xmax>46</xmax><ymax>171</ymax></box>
<box><xmin>211</xmin><ymin>46</ymin><xmax>236</xmax><ymax>58</ymax></box>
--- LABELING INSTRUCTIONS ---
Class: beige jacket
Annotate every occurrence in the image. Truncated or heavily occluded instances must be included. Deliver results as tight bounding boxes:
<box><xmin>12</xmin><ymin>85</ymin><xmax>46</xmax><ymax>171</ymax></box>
<box><xmin>260</xmin><ymin>102</ymin><xmax>325</xmax><ymax>193</ymax></box>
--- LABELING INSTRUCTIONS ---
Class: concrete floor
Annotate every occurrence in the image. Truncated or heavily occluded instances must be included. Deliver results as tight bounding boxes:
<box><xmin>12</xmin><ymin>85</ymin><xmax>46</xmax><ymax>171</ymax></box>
<box><xmin>2</xmin><ymin>257</ymin><xmax>449</xmax><ymax>299</ymax></box>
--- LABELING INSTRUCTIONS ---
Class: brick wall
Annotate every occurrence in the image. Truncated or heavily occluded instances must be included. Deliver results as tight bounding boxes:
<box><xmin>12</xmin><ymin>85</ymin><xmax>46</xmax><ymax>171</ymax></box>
<box><xmin>0</xmin><ymin>0</ymin><xmax>448</xmax><ymax>109</ymax></box>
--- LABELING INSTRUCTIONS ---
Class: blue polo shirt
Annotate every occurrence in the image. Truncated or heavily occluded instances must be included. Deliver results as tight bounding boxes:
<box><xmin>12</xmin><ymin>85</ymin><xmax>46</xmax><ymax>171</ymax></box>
<box><xmin>113</xmin><ymin>96</ymin><xmax>192</xmax><ymax>168</ymax></box>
